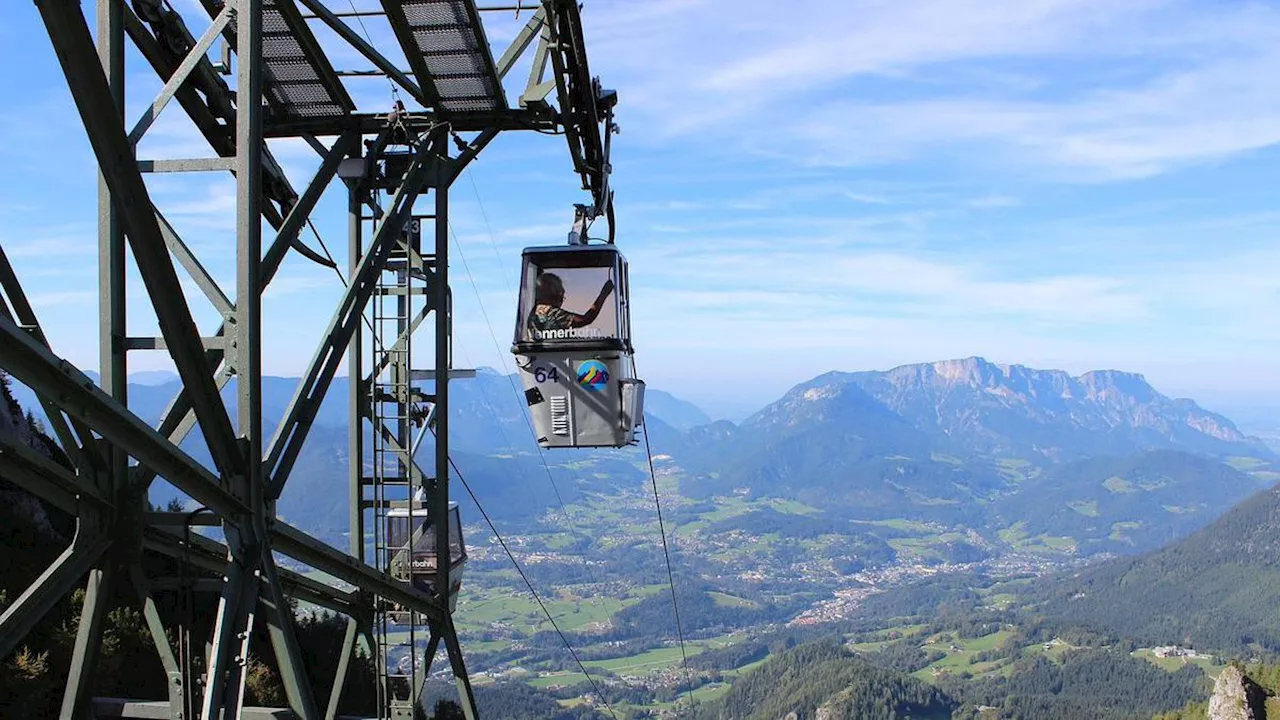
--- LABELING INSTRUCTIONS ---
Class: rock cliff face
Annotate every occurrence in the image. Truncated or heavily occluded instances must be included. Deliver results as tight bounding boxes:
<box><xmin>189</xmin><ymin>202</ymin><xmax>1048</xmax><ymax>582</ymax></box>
<box><xmin>679</xmin><ymin>358</ymin><xmax>1273</xmax><ymax>527</ymax></box>
<box><xmin>800</xmin><ymin>356</ymin><xmax>1273</xmax><ymax>461</ymax></box>
<box><xmin>1208</xmin><ymin>665</ymin><xmax>1266</xmax><ymax>720</ymax></box>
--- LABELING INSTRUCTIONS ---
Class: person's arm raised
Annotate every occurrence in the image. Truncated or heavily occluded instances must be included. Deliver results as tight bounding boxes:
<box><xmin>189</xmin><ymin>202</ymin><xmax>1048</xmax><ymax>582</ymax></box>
<box><xmin>593</xmin><ymin>279</ymin><xmax>616</xmax><ymax>307</ymax></box>
<box><xmin>577</xmin><ymin>279</ymin><xmax>615</xmax><ymax>325</ymax></box>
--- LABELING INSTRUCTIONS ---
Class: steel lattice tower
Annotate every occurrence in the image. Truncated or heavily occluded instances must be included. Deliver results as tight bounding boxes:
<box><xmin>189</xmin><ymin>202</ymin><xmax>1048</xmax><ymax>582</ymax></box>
<box><xmin>0</xmin><ymin>0</ymin><xmax>615</xmax><ymax>717</ymax></box>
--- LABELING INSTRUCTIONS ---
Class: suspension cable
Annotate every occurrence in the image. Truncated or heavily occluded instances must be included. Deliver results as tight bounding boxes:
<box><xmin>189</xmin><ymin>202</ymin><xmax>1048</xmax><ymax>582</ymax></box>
<box><xmin>306</xmin><ymin>216</ymin><xmax>395</xmax><ymax>363</ymax></box>
<box><xmin>463</xmin><ymin>168</ymin><xmax>517</xmax><ymax>302</ymax></box>
<box><xmin>446</xmin><ymin>454</ymin><xmax>619</xmax><ymax>720</ymax></box>
<box><xmin>446</xmin><ymin>219</ymin><xmax>623</xmax><ymax>619</ymax></box>
<box><xmin>451</xmin><ymin>339</ymin><xmax>544</xmax><ymax>514</ymax></box>
<box><xmin>643</xmin><ymin>422</ymin><xmax>696</xmax><ymax>711</ymax></box>
<box><xmin>342</xmin><ymin>0</ymin><xmax>402</xmax><ymax>105</ymax></box>
<box><xmin>446</xmin><ymin>221</ymin><xmax>576</xmax><ymax>518</ymax></box>
<box><xmin>452</xmin><ymin>164</ymin><xmax>675</xmax><ymax>710</ymax></box>
<box><xmin>449</xmin><ymin>171</ymin><xmax>583</xmax><ymax>536</ymax></box>
<box><xmin>308</xmin><ymin>217</ymin><xmax>346</xmax><ymax>285</ymax></box>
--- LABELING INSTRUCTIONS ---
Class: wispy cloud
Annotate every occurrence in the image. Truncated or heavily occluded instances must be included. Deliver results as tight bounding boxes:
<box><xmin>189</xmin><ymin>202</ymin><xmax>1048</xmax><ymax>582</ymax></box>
<box><xmin>621</xmin><ymin>239</ymin><xmax>1280</xmax><ymax>408</ymax></box>
<box><xmin>590</xmin><ymin>0</ymin><xmax>1280</xmax><ymax>179</ymax></box>
<box><xmin>967</xmin><ymin>195</ymin><xmax>1020</xmax><ymax>209</ymax></box>
<box><xmin>11</xmin><ymin>0</ymin><xmax>1280</xmax><ymax>411</ymax></box>
<box><xmin>638</xmin><ymin>248</ymin><xmax>1147</xmax><ymax>326</ymax></box>
<box><xmin>262</xmin><ymin>275</ymin><xmax>333</xmax><ymax>300</ymax></box>
<box><xmin>0</xmin><ymin>230</ymin><xmax>94</xmax><ymax>259</ymax></box>
<box><xmin>844</xmin><ymin>193</ymin><xmax>894</xmax><ymax>205</ymax></box>
<box><xmin>699</xmin><ymin>0</ymin><xmax>1157</xmax><ymax>94</ymax></box>
<box><xmin>149</xmin><ymin>181</ymin><xmax>239</xmax><ymax>240</ymax></box>
<box><xmin>786</xmin><ymin>73</ymin><xmax>1280</xmax><ymax>179</ymax></box>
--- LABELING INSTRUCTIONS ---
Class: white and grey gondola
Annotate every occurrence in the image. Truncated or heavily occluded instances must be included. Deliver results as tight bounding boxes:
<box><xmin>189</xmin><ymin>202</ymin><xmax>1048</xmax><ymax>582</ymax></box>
<box><xmin>511</xmin><ymin>243</ymin><xmax>644</xmax><ymax>448</ymax></box>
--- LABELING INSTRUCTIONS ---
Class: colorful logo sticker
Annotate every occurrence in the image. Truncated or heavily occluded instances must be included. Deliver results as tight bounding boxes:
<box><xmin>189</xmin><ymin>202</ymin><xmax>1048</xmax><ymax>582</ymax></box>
<box><xmin>576</xmin><ymin>360</ymin><xmax>609</xmax><ymax>391</ymax></box>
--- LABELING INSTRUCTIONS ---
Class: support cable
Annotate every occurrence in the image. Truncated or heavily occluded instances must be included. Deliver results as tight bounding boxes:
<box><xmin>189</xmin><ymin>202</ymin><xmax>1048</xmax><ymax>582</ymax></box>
<box><xmin>642</xmin><ymin>422</ymin><xmax>696</xmax><ymax>711</ymax></box>
<box><xmin>308</xmin><ymin>215</ymin><xmax>394</xmax><ymax>363</ymax></box>
<box><xmin>451</xmin><ymin>338</ymin><xmax>549</xmax><ymax>517</ymax></box>
<box><xmin>445</xmin><ymin>453</ymin><xmax>619</xmax><ymax>720</ymax></box>
<box><xmin>451</xmin><ymin>170</ymin><xmax>635</xmax><ymax>637</ymax></box>
<box><xmin>342</xmin><ymin>0</ymin><xmax>402</xmax><ymax>105</ymax></box>
<box><xmin>447</xmin><ymin>174</ymin><xmax>588</xmax><ymax>536</ymax></box>
<box><xmin>464</xmin><ymin>169</ymin><xmax>517</xmax><ymax>301</ymax></box>
<box><xmin>446</xmin><ymin>222</ymin><xmax>575</xmax><ymax>517</ymax></box>
<box><xmin>433</xmin><ymin>152</ymin><xmax>628</xmax><ymax>717</ymax></box>
<box><xmin>446</xmin><ymin>222</ymin><xmax>622</xmax><ymax>618</ymax></box>
<box><xmin>309</xmin><ymin>218</ymin><xmax>347</xmax><ymax>285</ymax></box>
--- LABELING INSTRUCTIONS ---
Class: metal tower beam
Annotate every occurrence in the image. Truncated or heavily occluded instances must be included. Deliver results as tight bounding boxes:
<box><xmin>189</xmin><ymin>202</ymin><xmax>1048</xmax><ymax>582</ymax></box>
<box><xmin>4</xmin><ymin>0</ymin><xmax>618</xmax><ymax>717</ymax></box>
<box><xmin>34</xmin><ymin>0</ymin><xmax>243</xmax><ymax>481</ymax></box>
<box><xmin>0</xmin><ymin>521</ymin><xmax>109</xmax><ymax>661</ymax></box>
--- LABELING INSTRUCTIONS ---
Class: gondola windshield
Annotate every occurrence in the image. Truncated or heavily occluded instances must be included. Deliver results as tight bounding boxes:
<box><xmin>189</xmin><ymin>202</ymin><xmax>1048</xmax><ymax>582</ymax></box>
<box><xmin>387</xmin><ymin>506</ymin><xmax>465</xmax><ymax>567</ymax></box>
<box><xmin>515</xmin><ymin>247</ymin><xmax>623</xmax><ymax>348</ymax></box>
<box><xmin>385</xmin><ymin>502</ymin><xmax>466</xmax><ymax>612</ymax></box>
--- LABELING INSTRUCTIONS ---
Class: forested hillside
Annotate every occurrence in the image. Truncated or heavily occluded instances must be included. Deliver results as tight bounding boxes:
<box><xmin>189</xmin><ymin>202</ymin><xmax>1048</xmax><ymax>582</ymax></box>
<box><xmin>693</xmin><ymin>641</ymin><xmax>954</xmax><ymax>720</ymax></box>
<box><xmin>690</xmin><ymin>634</ymin><xmax>1207</xmax><ymax>720</ymax></box>
<box><xmin>991</xmin><ymin>450</ymin><xmax>1265</xmax><ymax>554</ymax></box>
<box><xmin>1033</xmin><ymin>481</ymin><xmax>1280</xmax><ymax>655</ymax></box>
<box><xmin>945</xmin><ymin>649</ymin><xmax>1206</xmax><ymax>719</ymax></box>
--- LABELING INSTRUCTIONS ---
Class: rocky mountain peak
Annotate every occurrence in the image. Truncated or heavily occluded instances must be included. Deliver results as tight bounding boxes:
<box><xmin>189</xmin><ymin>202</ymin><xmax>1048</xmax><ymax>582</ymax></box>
<box><xmin>927</xmin><ymin>356</ymin><xmax>1000</xmax><ymax>384</ymax></box>
<box><xmin>748</xmin><ymin>378</ymin><xmax>889</xmax><ymax>432</ymax></box>
<box><xmin>793</xmin><ymin>358</ymin><xmax>1271</xmax><ymax>461</ymax></box>
<box><xmin>880</xmin><ymin>356</ymin><xmax>1078</xmax><ymax>395</ymax></box>
<box><xmin>1078</xmin><ymin>369</ymin><xmax>1158</xmax><ymax>403</ymax></box>
<box><xmin>1208</xmin><ymin>665</ymin><xmax>1267</xmax><ymax>720</ymax></box>
<box><xmin>876</xmin><ymin>356</ymin><xmax>996</xmax><ymax>390</ymax></box>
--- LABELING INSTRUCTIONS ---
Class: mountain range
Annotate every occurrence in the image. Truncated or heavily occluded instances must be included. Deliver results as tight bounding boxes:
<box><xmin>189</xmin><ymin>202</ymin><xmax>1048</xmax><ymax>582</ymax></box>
<box><xmin>9</xmin><ymin>357</ymin><xmax>1280</xmax><ymax>716</ymax></box>
<box><xmin>674</xmin><ymin>358</ymin><xmax>1274</xmax><ymax>549</ymax></box>
<box><xmin>51</xmin><ymin>356</ymin><xmax>1271</xmax><ymax>464</ymax></box>
<box><xmin>841</xmin><ymin>358</ymin><xmax>1266</xmax><ymax>460</ymax></box>
<box><xmin>12</xmin><ymin>357</ymin><xmax>1276</xmax><ymax>557</ymax></box>
<box><xmin>707</xmin><ymin>356</ymin><xmax>1270</xmax><ymax>468</ymax></box>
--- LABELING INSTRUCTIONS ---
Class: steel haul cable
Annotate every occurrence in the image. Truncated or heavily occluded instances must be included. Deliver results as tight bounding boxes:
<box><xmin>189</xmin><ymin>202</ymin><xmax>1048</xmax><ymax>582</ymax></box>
<box><xmin>449</xmin><ymin>161</ymin><xmax>682</xmax><ymax>713</ymax></box>
<box><xmin>342</xmin><ymin>0</ymin><xmax>402</xmax><ymax>104</ymax></box>
<box><xmin>446</xmin><ymin>217</ymin><xmax>624</xmax><ymax>621</ymax></box>
<box><xmin>643</xmin><ymin>422</ymin><xmax>697</xmax><ymax>712</ymax></box>
<box><xmin>444</xmin><ymin>452</ymin><xmax>620</xmax><ymax>720</ymax></box>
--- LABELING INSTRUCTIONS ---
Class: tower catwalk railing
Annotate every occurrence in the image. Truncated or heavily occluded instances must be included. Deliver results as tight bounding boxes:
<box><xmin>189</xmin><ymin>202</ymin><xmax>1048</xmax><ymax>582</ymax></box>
<box><xmin>0</xmin><ymin>0</ymin><xmax>617</xmax><ymax>718</ymax></box>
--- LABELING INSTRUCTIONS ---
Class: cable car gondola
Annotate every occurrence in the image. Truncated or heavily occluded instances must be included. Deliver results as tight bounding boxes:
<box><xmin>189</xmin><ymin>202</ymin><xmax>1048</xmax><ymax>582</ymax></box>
<box><xmin>511</xmin><ymin>242</ymin><xmax>644</xmax><ymax>448</ymax></box>
<box><xmin>385</xmin><ymin>500</ymin><xmax>466</xmax><ymax>614</ymax></box>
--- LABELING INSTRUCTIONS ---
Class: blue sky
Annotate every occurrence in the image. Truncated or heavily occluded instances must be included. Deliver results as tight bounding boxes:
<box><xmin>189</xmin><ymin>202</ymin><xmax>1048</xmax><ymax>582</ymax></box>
<box><xmin>5</xmin><ymin>0</ymin><xmax>1280</xmax><ymax>419</ymax></box>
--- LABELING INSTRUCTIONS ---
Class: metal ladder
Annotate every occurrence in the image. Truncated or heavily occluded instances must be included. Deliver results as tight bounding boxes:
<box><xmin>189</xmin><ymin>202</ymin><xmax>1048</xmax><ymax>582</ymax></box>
<box><xmin>371</xmin><ymin>247</ymin><xmax>432</xmax><ymax>719</ymax></box>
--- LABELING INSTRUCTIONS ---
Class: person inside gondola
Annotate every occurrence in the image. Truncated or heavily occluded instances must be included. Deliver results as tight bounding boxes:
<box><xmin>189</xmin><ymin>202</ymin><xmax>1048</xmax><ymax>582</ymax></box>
<box><xmin>528</xmin><ymin>272</ymin><xmax>614</xmax><ymax>333</ymax></box>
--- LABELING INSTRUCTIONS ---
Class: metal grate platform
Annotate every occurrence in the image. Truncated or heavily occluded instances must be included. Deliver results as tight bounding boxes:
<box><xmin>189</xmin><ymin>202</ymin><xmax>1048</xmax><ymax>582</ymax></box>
<box><xmin>261</xmin><ymin>0</ymin><xmax>354</xmax><ymax>117</ymax></box>
<box><xmin>382</xmin><ymin>0</ymin><xmax>506</xmax><ymax>112</ymax></box>
<box><xmin>213</xmin><ymin>0</ymin><xmax>354</xmax><ymax>119</ymax></box>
